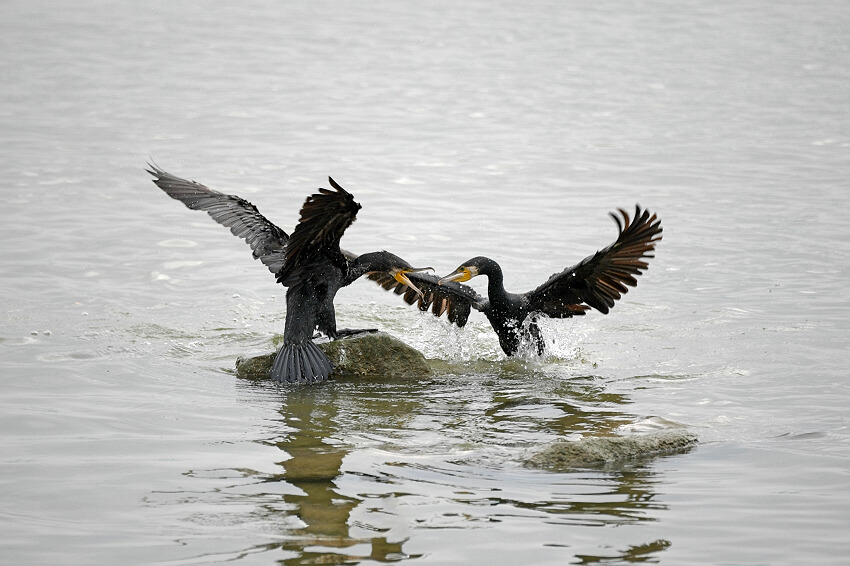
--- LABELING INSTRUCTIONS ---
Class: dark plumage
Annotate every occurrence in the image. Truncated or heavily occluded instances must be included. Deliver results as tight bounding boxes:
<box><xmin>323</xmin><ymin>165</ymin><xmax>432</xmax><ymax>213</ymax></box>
<box><xmin>366</xmin><ymin>270</ymin><xmax>480</xmax><ymax>327</ymax></box>
<box><xmin>147</xmin><ymin>163</ymin><xmax>428</xmax><ymax>384</ymax></box>
<box><xmin>379</xmin><ymin>205</ymin><xmax>663</xmax><ymax>356</ymax></box>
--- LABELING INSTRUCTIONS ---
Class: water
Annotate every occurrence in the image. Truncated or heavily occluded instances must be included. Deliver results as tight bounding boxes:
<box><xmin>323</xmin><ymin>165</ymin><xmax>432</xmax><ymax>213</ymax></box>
<box><xmin>1</xmin><ymin>1</ymin><xmax>849</xmax><ymax>564</ymax></box>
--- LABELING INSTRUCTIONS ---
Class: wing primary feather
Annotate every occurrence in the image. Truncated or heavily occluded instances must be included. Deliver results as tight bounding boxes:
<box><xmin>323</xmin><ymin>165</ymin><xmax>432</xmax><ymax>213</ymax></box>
<box><xmin>146</xmin><ymin>163</ymin><xmax>289</xmax><ymax>276</ymax></box>
<box><xmin>526</xmin><ymin>204</ymin><xmax>662</xmax><ymax>318</ymax></box>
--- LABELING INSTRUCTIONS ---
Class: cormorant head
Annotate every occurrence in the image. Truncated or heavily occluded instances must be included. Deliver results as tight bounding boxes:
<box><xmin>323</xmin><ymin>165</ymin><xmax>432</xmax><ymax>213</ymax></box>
<box><xmin>438</xmin><ymin>257</ymin><xmax>488</xmax><ymax>284</ymax></box>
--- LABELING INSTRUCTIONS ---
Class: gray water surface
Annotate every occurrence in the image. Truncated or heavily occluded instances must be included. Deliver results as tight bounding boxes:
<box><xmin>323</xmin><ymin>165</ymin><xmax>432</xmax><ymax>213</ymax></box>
<box><xmin>2</xmin><ymin>1</ymin><xmax>849</xmax><ymax>564</ymax></box>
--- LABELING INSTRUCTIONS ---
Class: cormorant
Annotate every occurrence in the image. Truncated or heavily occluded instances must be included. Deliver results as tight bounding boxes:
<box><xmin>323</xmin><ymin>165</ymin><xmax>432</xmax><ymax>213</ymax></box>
<box><xmin>378</xmin><ymin>205</ymin><xmax>662</xmax><ymax>356</ymax></box>
<box><xmin>147</xmin><ymin>163</ymin><xmax>430</xmax><ymax>384</ymax></box>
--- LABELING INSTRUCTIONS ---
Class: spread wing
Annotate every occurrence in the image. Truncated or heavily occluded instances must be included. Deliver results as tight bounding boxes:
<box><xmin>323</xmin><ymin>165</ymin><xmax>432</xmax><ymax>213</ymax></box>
<box><xmin>276</xmin><ymin>177</ymin><xmax>361</xmax><ymax>286</ymax></box>
<box><xmin>367</xmin><ymin>271</ymin><xmax>487</xmax><ymax>327</ymax></box>
<box><xmin>526</xmin><ymin>205</ymin><xmax>662</xmax><ymax>317</ymax></box>
<box><xmin>147</xmin><ymin>162</ymin><xmax>289</xmax><ymax>275</ymax></box>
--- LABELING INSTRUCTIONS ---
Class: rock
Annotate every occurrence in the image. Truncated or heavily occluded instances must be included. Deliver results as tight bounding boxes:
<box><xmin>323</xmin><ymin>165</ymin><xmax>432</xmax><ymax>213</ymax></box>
<box><xmin>234</xmin><ymin>351</ymin><xmax>278</xmax><ymax>379</ymax></box>
<box><xmin>319</xmin><ymin>332</ymin><xmax>432</xmax><ymax>378</ymax></box>
<box><xmin>525</xmin><ymin>430</ymin><xmax>698</xmax><ymax>470</ymax></box>
<box><xmin>235</xmin><ymin>331</ymin><xmax>432</xmax><ymax>380</ymax></box>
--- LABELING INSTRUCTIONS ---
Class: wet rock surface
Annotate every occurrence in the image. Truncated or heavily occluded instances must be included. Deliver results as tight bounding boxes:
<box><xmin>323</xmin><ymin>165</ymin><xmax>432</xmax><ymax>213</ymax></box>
<box><xmin>235</xmin><ymin>331</ymin><xmax>432</xmax><ymax>380</ymax></box>
<box><xmin>525</xmin><ymin>430</ymin><xmax>698</xmax><ymax>470</ymax></box>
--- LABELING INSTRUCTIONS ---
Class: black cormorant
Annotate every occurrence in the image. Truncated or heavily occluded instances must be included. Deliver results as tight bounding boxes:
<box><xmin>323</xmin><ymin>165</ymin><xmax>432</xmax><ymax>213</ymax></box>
<box><xmin>378</xmin><ymin>205</ymin><xmax>662</xmax><ymax>356</ymax></box>
<box><xmin>147</xmin><ymin>164</ymin><xmax>430</xmax><ymax>384</ymax></box>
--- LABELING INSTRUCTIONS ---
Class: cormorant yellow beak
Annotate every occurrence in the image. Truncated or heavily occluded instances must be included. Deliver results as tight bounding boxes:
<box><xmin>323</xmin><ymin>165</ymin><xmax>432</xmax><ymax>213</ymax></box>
<box><xmin>393</xmin><ymin>267</ymin><xmax>433</xmax><ymax>299</ymax></box>
<box><xmin>439</xmin><ymin>266</ymin><xmax>478</xmax><ymax>284</ymax></box>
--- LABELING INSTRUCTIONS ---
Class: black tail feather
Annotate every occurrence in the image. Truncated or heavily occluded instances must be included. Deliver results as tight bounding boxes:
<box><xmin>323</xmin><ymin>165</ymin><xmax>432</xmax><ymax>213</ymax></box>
<box><xmin>270</xmin><ymin>341</ymin><xmax>333</xmax><ymax>384</ymax></box>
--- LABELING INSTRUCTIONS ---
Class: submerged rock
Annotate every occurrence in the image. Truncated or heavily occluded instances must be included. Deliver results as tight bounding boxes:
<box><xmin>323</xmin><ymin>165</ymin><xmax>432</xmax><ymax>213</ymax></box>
<box><xmin>235</xmin><ymin>331</ymin><xmax>432</xmax><ymax>380</ymax></box>
<box><xmin>525</xmin><ymin>430</ymin><xmax>698</xmax><ymax>470</ymax></box>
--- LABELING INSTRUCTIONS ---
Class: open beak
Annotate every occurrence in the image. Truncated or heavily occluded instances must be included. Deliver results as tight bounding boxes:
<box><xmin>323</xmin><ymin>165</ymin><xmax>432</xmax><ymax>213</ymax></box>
<box><xmin>439</xmin><ymin>266</ymin><xmax>476</xmax><ymax>285</ymax></box>
<box><xmin>394</xmin><ymin>267</ymin><xmax>432</xmax><ymax>299</ymax></box>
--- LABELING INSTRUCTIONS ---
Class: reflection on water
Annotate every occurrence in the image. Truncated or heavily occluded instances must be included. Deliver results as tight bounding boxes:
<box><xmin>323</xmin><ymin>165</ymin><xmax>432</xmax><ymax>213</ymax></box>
<box><xmin>574</xmin><ymin>539</ymin><xmax>671</xmax><ymax>565</ymax></box>
<box><xmin>245</xmin><ymin>382</ymin><xmax>430</xmax><ymax>564</ymax></box>
<box><xmin>215</xmin><ymin>370</ymin><xmax>677</xmax><ymax>564</ymax></box>
<box><xmin>264</xmin><ymin>386</ymin><xmax>422</xmax><ymax>563</ymax></box>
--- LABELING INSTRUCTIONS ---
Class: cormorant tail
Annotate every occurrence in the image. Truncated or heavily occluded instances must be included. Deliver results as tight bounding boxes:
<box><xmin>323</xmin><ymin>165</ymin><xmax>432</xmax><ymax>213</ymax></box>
<box><xmin>270</xmin><ymin>341</ymin><xmax>333</xmax><ymax>384</ymax></box>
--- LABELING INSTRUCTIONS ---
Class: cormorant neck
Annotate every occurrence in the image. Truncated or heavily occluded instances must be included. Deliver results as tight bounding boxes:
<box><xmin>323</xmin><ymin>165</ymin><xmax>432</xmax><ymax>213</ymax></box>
<box><xmin>477</xmin><ymin>257</ymin><xmax>507</xmax><ymax>300</ymax></box>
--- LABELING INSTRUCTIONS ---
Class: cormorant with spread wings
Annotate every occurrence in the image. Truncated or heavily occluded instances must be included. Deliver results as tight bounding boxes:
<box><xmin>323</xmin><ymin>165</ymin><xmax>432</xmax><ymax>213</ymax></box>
<box><xmin>147</xmin><ymin>164</ymin><xmax>430</xmax><ymax>384</ymax></box>
<box><xmin>376</xmin><ymin>206</ymin><xmax>662</xmax><ymax>356</ymax></box>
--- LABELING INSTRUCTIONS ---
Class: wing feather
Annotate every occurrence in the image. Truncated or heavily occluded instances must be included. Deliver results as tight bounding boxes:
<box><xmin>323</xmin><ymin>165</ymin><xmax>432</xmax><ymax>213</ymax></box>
<box><xmin>366</xmin><ymin>271</ymin><xmax>485</xmax><ymax>327</ymax></box>
<box><xmin>146</xmin><ymin>162</ymin><xmax>289</xmax><ymax>275</ymax></box>
<box><xmin>276</xmin><ymin>177</ymin><xmax>361</xmax><ymax>286</ymax></box>
<box><xmin>526</xmin><ymin>205</ymin><xmax>662</xmax><ymax>317</ymax></box>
